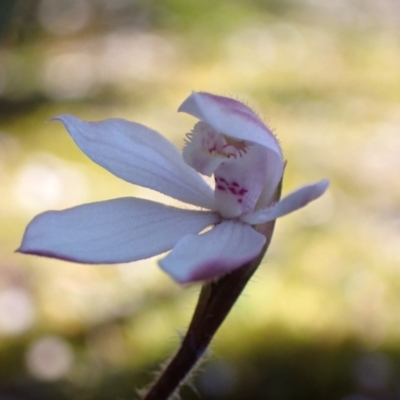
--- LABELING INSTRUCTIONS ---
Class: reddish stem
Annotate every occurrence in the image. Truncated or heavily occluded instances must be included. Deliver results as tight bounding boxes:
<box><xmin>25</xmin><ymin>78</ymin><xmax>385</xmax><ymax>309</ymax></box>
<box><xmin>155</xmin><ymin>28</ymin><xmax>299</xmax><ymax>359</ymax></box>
<box><xmin>142</xmin><ymin>216</ymin><xmax>277</xmax><ymax>400</ymax></box>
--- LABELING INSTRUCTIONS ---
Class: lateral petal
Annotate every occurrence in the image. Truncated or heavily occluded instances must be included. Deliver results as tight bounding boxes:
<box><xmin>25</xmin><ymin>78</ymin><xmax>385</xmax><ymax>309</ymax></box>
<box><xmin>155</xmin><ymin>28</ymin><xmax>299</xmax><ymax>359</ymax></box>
<box><xmin>241</xmin><ymin>179</ymin><xmax>329</xmax><ymax>224</ymax></box>
<box><xmin>18</xmin><ymin>198</ymin><xmax>219</xmax><ymax>264</ymax></box>
<box><xmin>159</xmin><ymin>221</ymin><xmax>266</xmax><ymax>284</ymax></box>
<box><xmin>53</xmin><ymin>115</ymin><xmax>215</xmax><ymax>209</ymax></box>
<box><xmin>178</xmin><ymin>92</ymin><xmax>282</xmax><ymax>157</ymax></box>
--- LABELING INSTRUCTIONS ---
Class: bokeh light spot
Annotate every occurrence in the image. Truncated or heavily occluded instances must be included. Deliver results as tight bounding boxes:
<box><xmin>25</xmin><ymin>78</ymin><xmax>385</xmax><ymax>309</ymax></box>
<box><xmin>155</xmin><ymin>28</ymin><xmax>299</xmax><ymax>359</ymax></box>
<box><xmin>26</xmin><ymin>336</ymin><xmax>74</xmax><ymax>381</ymax></box>
<box><xmin>42</xmin><ymin>52</ymin><xmax>95</xmax><ymax>99</ymax></box>
<box><xmin>14</xmin><ymin>154</ymin><xmax>89</xmax><ymax>212</ymax></box>
<box><xmin>0</xmin><ymin>287</ymin><xmax>35</xmax><ymax>335</ymax></box>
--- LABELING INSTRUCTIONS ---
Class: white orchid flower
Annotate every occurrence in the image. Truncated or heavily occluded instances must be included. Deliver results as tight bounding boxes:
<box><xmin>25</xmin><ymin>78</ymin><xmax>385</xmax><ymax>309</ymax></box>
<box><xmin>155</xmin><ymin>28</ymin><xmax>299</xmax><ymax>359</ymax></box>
<box><xmin>18</xmin><ymin>92</ymin><xmax>328</xmax><ymax>284</ymax></box>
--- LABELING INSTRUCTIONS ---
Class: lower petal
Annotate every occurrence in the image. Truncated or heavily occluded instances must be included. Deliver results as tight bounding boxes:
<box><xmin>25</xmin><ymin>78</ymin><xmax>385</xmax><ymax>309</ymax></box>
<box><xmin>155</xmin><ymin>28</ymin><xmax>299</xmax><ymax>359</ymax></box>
<box><xmin>241</xmin><ymin>179</ymin><xmax>329</xmax><ymax>225</ymax></box>
<box><xmin>18</xmin><ymin>198</ymin><xmax>219</xmax><ymax>264</ymax></box>
<box><xmin>159</xmin><ymin>221</ymin><xmax>266</xmax><ymax>284</ymax></box>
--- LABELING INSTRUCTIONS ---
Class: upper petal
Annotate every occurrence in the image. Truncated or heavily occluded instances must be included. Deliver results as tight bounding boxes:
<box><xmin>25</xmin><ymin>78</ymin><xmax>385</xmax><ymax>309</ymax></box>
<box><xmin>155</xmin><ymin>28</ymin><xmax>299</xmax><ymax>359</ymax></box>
<box><xmin>159</xmin><ymin>220</ymin><xmax>266</xmax><ymax>284</ymax></box>
<box><xmin>53</xmin><ymin>115</ymin><xmax>215</xmax><ymax>209</ymax></box>
<box><xmin>178</xmin><ymin>92</ymin><xmax>282</xmax><ymax>156</ymax></box>
<box><xmin>18</xmin><ymin>197</ymin><xmax>220</xmax><ymax>264</ymax></box>
<box><xmin>241</xmin><ymin>179</ymin><xmax>329</xmax><ymax>224</ymax></box>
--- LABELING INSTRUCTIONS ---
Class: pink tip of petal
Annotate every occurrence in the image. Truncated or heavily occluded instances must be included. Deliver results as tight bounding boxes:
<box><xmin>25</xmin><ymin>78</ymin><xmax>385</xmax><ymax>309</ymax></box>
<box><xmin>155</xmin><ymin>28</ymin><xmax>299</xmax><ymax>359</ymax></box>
<box><xmin>180</xmin><ymin>92</ymin><xmax>265</xmax><ymax>129</ymax></box>
<box><xmin>178</xmin><ymin>260</ymin><xmax>232</xmax><ymax>283</ymax></box>
<box><xmin>159</xmin><ymin>221</ymin><xmax>266</xmax><ymax>284</ymax></box>
<box><xmin>178</xmin><ymin>91</ymin><xmax>283</xmax><ymax>156</ymax></box>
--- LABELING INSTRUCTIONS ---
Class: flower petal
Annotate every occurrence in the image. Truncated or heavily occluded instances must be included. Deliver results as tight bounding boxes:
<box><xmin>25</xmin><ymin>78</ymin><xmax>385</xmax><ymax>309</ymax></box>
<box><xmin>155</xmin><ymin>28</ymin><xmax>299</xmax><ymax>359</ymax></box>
<box><xmin>213</xmin><ymin>143</ymin><xmax>279</xmax><ymax>218</ymax></box>
<box><xmin>241</xmin><ymin>179</ymin><xmax>329</xmax><ymax>224</ymax></box>
<box><xmin>53</xmin><ymin>115</ymin><xmax>215</xmax><ymax>209</ymax></box>
<box><xmin>159</xmin><ymin>221</ymin><xmax>266</xmax><ymax>284</ymax></box>
<box><xmin>178</xmin><ymin>92</ymin><xmax>282</xmax><ymax>156</ymax></box>
<box><xmin>18</xmin><ymin>198</ymin><xmax>220</xmax><ymax>264</ymax></box>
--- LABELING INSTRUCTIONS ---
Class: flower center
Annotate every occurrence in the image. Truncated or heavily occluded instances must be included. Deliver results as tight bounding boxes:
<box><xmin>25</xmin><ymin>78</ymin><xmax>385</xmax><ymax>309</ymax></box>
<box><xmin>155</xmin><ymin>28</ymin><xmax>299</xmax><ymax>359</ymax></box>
<box><xmin>223</xmin><ymin>137</ymin><xmax>247</xmax><ymax>157</ymax></box>
<box><xmin>183</xmin><ymin>121</ymin><xmax>269</xmax><ymax>218</ymax></box>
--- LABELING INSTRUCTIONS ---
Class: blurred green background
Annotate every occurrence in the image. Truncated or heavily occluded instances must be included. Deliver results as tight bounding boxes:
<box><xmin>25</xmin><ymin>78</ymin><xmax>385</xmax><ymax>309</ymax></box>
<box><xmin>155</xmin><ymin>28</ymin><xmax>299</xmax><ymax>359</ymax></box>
<box><xmin>1</xmin><ymin>0</ymin><xmax>400</xmax><ymax>399</ymax></box>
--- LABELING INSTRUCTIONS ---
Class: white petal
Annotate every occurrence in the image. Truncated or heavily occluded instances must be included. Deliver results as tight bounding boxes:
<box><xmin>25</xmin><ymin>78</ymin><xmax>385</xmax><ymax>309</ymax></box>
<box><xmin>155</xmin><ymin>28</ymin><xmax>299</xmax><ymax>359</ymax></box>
<box><xmin>241</xmin><ymin>179</ymin><xmax>329</xmax><ymax>224</ymax></box>
<box><xmin>18</xmin><ymin>198</ymin><xmax>220</xmax><ymax>264</ymax></box>
<box><xmin>178</xmin><ymin>92</ymin><xmax>282</xmax><ymax>156</ymax></box>
<box><xmin>53</xmin><ymin>115</ymin><xmax>215</xmax><ymax>209</ymax></box>
<box><xmin>159</xmin><ymin>221</ymin><xmax>266</xmax><ymax>284</ymax></box>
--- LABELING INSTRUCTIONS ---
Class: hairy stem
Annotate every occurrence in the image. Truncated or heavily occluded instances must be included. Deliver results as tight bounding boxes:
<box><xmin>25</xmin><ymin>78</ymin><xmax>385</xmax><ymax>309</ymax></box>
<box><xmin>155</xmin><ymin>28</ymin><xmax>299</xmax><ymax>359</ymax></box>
<box><xmin>142</xmin><ymin>183</ymin><xmax>282</xmax><ymax>400</ymax></box>
<box><xmin>142</xmin><ymin>220</ymin><xmax>277</xmax><ymax>400</ymax></box>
